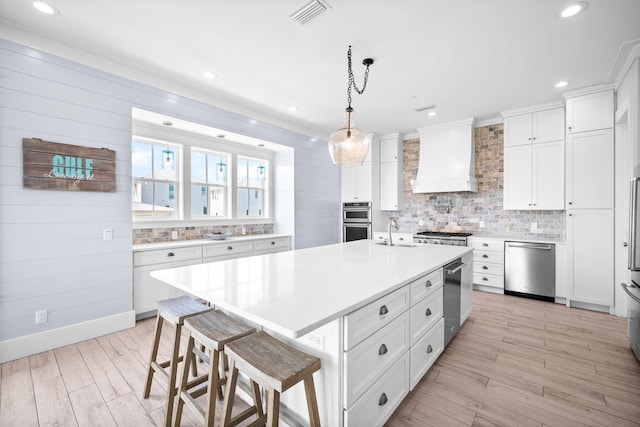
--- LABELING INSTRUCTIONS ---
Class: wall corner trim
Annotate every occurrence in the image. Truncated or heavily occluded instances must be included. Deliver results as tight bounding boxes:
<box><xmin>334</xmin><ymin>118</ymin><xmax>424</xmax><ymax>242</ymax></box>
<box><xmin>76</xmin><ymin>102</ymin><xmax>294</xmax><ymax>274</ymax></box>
<box><xmin>0</xmin><ymin>311</ymin><xmax>135</xmax><ymax>364</ymax></box>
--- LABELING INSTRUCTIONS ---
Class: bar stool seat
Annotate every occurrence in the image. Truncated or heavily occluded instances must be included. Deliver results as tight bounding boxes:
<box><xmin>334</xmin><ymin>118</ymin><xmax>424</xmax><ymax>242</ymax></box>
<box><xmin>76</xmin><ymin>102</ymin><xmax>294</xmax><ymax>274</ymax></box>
<box><xmin>220</xmin><ymin>330</ymin><xmax>322</xmax><ymax>427</ymax></box>
<box><xmin>173</xmin><ymin>310</ymin><xmax>256</xmax><ymax>427</ymax></box>
<box><xmin>142</xmin><ymin>295</ymin><xmax>213</xmax><ymax>427</ymax></box>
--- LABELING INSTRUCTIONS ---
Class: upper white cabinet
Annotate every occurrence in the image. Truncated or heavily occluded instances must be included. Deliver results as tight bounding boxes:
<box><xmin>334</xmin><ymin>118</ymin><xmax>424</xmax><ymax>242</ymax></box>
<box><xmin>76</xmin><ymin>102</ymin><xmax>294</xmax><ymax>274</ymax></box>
<box><xmin>341</xmin><ymin>146</ymin><xmax>372</xmax><ymax>202</ymax></box>
<box><xmin>502</xmin><ymin>106</ymin><xmax>565</xmax><ymax>210</ymax></box>
<box><xmin>379</xmin><ymin>133</ymin><xmax>403</xmax><ymax>211</ymax></box>
<box><xmin>566</xmin><ymin>90</ymin><xmax>614</xmax><ymax>134</ymax></box>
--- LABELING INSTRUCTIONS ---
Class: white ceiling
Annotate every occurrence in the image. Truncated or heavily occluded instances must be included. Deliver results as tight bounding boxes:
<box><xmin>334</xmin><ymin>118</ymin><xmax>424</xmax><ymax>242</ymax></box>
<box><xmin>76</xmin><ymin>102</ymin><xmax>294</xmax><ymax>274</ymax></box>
<box><xmin>1</xmin><ymin>0</ymin><xmax>639</xmax><ymax>140</ymax></box>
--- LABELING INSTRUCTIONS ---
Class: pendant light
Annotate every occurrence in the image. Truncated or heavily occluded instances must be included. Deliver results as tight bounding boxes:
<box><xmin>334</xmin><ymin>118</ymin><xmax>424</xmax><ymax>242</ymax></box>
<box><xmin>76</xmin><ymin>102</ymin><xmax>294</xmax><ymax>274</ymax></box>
<box><xmin>328</xmin><ymin>46</ymin><xmax>374</xmax><ymax>167</ymax></box>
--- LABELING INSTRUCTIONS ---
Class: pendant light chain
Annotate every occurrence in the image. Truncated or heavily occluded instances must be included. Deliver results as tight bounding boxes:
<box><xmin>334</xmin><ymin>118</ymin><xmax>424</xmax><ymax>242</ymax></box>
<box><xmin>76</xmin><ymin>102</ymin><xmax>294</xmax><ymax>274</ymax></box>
<box><xmin>346</xmin><ymin>45</ymin><xmax>372</xmax><ymax>108</ymax></box>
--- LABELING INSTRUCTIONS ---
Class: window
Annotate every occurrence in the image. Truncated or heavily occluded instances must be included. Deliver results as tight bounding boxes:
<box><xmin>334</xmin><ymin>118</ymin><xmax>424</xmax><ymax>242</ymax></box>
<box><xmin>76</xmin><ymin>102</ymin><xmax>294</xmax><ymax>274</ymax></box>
<box><xmin>132</xmin><ymin>139</ymin><xmax>180</xmax><ymax>218</ymax></box>
<box><xmin>191</xmin><ymin>149</ymin><xmax>228</xmax><ymax>217</ymax></box>
<box><xmin>237</xmin><ymin>157</ymin><xmax>267</xmax><ymax>217</ymax></box>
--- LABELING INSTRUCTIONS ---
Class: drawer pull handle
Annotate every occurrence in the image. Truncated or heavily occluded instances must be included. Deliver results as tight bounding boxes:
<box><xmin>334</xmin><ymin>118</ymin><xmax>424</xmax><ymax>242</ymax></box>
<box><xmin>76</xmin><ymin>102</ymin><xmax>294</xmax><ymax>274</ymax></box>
<box><xmin>379</xmin><ymin>305</ymin><xmax>389</xmax><ymax>315</ymax></box>
<box><xmin>482</xmin><ymin>254</ymin><xmax>488</xmax><ymax>258</ymax></box>
<box><xmin>482</xmin><ymin>243</ymin><xmax>489</xmax><ymax>247</ymax></box>
<box><xmin>427</xmin><ymin>345</ymin><xmax>433</xmax><ymax>354</ymax></box>
<box><xmin>482</xmin><ymin>277</ymin><xmax>488</xmax><ymax>281</ymax></box>
<box><xmin>425</xmin><ymin>308</ymin><xmax>432</xmax><ymax>316</ymax></box>
<box><xmin>378</xmin><ymin>344</ymin><xmax>388</xmax><ymax>355</ymax></box>
<box><xmin>227</xmin><ymin>246</ymin><xmax>233</xmax><ymax>250</ymax></box>
<box><xmin>482</xmin><ymin>265</ymin><xmax>489</xmax><ymax>270</ymax></box>
<box><xmin>271</xmin><ymin>241</ymin><xmax>275</xmax><ymax>245</ymax></box>
<box><xmin>399</xmin><ymin>237</ymin><xmax>404</xmax><ymax>241</ymax></box>
<box><xmin>378</xmin><ymin>393</ymin><xmax>388</xmax><ymax>406</ymax></box>
<box><xmin>425</xmin><ymin>280</ymin><xmax>432</xmax><ymax>288</ymax></box>
<box><xmin>167</xmin><ymin>252</ymin><xmax>175</xmax><ymax>257</ymax></box>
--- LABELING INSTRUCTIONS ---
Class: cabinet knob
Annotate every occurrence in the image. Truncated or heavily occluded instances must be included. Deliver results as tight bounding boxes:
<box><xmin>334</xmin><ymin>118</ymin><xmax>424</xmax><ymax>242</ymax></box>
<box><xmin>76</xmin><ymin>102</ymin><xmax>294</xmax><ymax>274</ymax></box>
<box><xmin>568</xmin><ymin>126</ymin><xmax>572</xmax><ymax>131</ymax></box>
<box><xmin>167</xmin><ymin>252</ymin><xmax>175</xmax><ymax>257</ymax></box>
<box><xmin>379</xmin><ymin>305</ymin><xmax>389</xmax><ymax>315</ymax></box>
<box><xmin>378</xmin><ymin>393</ymin><xmax>388</xmax><ymax>406</ymax></box>
<box><xmin>271</xmin><ymin>241</ymin><xmax>275</xmax><ymax>245</ymax></box>
<box><xmin>227</xmin><ymin>246</ymin><xmax>233</xmax><ymax>250</ymax></box>
<box><xmin>378</xmin><ymin>344</ymin><xmax>388</xmax><ymax>355</ymax></box>
<box><xmin>624</xmin><ymin>242</ymin><xmax>628</xmax><ymax>247</ymax></box>
<box><xmin>425</xmin><ymin>308</ymin><xmax>432</xmax><ymax>316</ymax></box>
<box><xmin>427</xmin><ymin>345</ymin><xmax>433</xmax><ymax>354</ymax></box>
<box><xmin>482</xmin><ymin>243</ymin><xmax>488</xmax><ymax>247</ymax></box>
<box><xmin>568</xmin><ymin>201</ymin><xmax>573</xmax><ymax>205</ymax></box>
<box><xmin>399</xmin><ymin>237</ymin><xmax>404</xmax><ymax>241</ymax></box>
<box><xmin>425</xmin><ymin>280</ymin><xmax>432</xmax><ymax>288</ymax></box>
<box><xmin>482</xmin><ymin>265</ymin><xmax>489</xmax><ymax>270</ymax></box>
<box><xmin>482</xmin><ymin>277</ymin><xmax>488</xmax><ymax>281</ymax></box>
<box><xmin>482</xmin><ymin>254</ymin><xmax>488</xmax><ymax>258</ymax></box>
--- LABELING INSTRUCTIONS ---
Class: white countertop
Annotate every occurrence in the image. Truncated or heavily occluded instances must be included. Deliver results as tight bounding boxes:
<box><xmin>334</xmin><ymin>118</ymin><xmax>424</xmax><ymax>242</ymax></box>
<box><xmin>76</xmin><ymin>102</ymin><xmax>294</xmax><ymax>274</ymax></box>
<box><xmin>468</xmin><ymin>233</ymin><xmax>565</xmax><ymax>245</ymax></box>
<box><xmin>151</xmin><ymin>239</ymin><xmax>471</xmax><ymax>338</ymax></box>
<box><xmin>133</xmin><ymin>234</ymin><xmax>290</xmax><ymax>252</ymax></box>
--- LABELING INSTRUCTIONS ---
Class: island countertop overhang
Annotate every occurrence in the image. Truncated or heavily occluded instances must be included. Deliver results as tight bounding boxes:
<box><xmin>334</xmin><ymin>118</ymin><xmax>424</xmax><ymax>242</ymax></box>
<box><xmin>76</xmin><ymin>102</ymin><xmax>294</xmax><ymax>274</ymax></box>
<box><xmin>150</xmin><ymin>240</ymin><xmax>472</xmax><ymax>338</ymax></box>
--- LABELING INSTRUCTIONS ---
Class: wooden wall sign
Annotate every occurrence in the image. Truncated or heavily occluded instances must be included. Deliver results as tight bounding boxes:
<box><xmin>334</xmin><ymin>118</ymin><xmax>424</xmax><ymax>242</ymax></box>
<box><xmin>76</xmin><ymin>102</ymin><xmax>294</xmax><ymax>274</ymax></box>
<box><xmin>23</xmin><ymin>138</ymin><xmax>116</xmax><ymax>192</ymax></box>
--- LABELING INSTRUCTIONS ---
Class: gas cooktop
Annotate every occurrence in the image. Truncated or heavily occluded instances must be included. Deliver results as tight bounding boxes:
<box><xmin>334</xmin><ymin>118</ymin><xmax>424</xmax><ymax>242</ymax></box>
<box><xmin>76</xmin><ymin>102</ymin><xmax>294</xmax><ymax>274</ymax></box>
<box><xmin>415</xmin><ymin>231</ymin><xmax>473</xmax><ymax>237</ymax></box>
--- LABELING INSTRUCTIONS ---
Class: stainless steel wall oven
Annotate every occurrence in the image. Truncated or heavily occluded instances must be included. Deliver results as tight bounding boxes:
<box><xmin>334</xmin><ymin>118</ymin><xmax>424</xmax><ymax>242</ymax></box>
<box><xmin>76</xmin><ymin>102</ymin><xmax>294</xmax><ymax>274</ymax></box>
<box><xmin>343</xmin><ymin>202</ymin><xmax>371</xmax><ymax>242</ymax></box>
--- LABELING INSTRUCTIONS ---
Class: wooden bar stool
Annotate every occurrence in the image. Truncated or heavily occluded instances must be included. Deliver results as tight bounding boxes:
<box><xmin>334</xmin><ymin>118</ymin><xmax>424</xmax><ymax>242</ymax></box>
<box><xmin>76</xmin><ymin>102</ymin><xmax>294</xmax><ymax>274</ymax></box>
<box><xmin>220</xmin><ymin>331</ymin><xmax>322</xmax><ymax>427</ymax></box>
<box><xmin>173</xmin><ymin>310</ymin><xmax>256</xmax><ymax>427</ymax></box>
<box><xmin>142</xmin><ymin>295</ymin><xmax>213</xmax><ymax>427</ymax></box>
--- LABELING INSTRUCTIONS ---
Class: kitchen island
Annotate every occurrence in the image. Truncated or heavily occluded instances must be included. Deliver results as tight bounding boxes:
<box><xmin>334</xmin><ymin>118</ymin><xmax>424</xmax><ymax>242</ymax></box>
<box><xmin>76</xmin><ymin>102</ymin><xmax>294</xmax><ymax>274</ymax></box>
<box><xmin>151</xmin><ymin>239</ymin><xmax>472</xmax><ymax>426</ymax></box>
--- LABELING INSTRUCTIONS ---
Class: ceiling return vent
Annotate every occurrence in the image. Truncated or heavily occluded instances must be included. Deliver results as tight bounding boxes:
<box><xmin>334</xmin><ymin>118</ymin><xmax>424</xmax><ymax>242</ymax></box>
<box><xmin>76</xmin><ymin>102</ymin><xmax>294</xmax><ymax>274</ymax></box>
<box><xmin>411</xmin><ymin>118</ymin><xmax>478</xmax><ymax>194</ymax></box>
<box><xmin>290</xmin><ymin>0</ymin><xmax>330</xmax><ymax>25</ymax></box>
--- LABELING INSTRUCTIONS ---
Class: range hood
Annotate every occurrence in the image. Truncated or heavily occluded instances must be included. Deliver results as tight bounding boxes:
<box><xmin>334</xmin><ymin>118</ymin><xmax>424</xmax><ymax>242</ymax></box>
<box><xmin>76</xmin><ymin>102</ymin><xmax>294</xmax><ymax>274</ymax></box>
<box><xmin>411</xmin><ymin>118</ymin><xmax>478</xmax><ymax>193</ymax></box>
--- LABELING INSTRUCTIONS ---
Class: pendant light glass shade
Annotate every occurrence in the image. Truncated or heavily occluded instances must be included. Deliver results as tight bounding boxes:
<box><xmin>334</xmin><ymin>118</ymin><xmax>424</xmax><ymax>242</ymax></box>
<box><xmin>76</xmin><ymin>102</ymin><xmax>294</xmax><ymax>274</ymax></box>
<box><xmin>328</xmin><ymin>108</ymin><xmax>370</xmax><ymax>167</ymax></box>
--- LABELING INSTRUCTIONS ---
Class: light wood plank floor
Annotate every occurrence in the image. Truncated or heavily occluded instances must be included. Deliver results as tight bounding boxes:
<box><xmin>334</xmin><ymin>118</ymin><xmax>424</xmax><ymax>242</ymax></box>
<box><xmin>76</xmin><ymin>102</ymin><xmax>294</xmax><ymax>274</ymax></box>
<box><xmin>1</xmin><ymin>291</ymin><xmax>639</xmax><ymax>426</ymax></box>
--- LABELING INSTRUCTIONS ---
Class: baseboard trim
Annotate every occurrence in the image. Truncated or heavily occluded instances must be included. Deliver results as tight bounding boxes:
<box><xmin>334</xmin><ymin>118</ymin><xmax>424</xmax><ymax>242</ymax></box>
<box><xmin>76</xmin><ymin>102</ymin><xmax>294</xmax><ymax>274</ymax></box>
<box><xmin>0</xmin><ymin>311</ymin><xmax>136</xmax><ymax>364</ymax></box>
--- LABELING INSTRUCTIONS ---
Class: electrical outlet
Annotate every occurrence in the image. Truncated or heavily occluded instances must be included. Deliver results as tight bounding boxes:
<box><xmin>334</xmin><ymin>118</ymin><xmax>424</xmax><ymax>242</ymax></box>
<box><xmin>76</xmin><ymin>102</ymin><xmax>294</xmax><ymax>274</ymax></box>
<box><xmin>306</xmin><ymin>332</ymin><xmax>325</xmax><ymax>351</ymax></box>
<box><xmin>531</xmin><ymin>222</ymin><xmax>538</xmax><ymax>231</ymax></box>
<box><xmin>35</xmin><ymin>309</ymin><xmax>47</xmax><ymax>325</ymax></box>
<box><xmin>479</xmin><ymin>221</ymin><xmax>485</xmax><ymax>228</ymax></box>
<box><xmin>241</xmin><ymin>227</ymin><xmax>247</xmax><ymax>235</ymax></box>
<box><xmin>102</xmin><ymin>229</ymin><xmax>112</xmax><ymax>240</ymax></box>
<box><xmin>171</xmin><ymin>231</ymin><xmax>178</xmax><ymax>240</ymax></box>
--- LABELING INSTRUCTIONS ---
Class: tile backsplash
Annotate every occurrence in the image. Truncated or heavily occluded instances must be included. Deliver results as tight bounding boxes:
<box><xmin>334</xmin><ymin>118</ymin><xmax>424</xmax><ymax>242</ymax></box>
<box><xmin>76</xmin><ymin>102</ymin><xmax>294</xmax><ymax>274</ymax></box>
<box><xmin>133</xmin><ymin>223</ymin><xmax>274</xmax><ymax>245</ymax></box>
<box><xmin>381</xmin><ymin>124</ymin><xmax>565</xmax><ymax>240</ymax></box>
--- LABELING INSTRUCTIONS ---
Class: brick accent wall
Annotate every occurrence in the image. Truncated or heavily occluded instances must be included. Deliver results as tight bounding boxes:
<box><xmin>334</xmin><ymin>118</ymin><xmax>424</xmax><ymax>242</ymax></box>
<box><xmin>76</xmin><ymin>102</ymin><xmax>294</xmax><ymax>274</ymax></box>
<box><xmin>384</xmin><ymin>123</ymin><xmax>565</xmax><ymax>239</ymax></box>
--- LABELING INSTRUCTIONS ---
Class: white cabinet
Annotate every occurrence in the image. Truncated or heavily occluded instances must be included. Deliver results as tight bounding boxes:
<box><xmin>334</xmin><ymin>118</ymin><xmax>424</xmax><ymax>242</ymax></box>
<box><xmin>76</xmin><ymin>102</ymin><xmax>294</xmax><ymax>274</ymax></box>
<box><xmin>567</xmin><ymin>209</ymin><xmax>614</xmax><ymax>306</ymax></box>
<box><xmin>203</xmin><ymin>241</ymin><xmax>253</xmax><ymax>262</ymax></box>
<box><xmin>503</xmin><ymin>107</ymin><xmax>565</xmax><ymax>210</ymax></box>
<box><xmin>342</xmin><ymin>148</ymin><xmax>372</xmax><ymax>202</ymax></box>
<box><xmin>460</xmin><ymin>252</ymin><xmax>473</xmax><ymax>324</ymax></box>
<box><xmin>133</xmin><ymin>246</ymin><xmax>203</xmax><ymax>317</ymax></box>
<box><xmin>252</xmin><ymin>236</ymin><xmax>291</xmax><ymax>255</ymax></box>
<box><xmin>379</xmin><ymin>133</ymin><xmax>403</xmax><ymax>211</ymax></box>
<box><xmin>566</xmin><ymin>128</ymin><xmax>614</xmax><ymax>209</ymax></box>
<box><xmin>566</xmin><ymin>90</ymin><xmax>614</xmax><ymax>134</ymax></box>
<box><xmin>468</xmin><ymin>237</ymin><xmax>504</xmax><ymax>293</ymax></box>
<box><xmin>564</xmin><ymin>87</ymin><xmax>614</xmax><ymax>309</ymax></box>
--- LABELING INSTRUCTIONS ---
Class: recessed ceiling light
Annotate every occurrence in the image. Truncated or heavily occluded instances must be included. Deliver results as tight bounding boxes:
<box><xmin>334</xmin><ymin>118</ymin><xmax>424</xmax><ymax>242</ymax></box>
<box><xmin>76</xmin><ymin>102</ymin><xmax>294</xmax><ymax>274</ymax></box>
<box><xmin>427</xmin><ymin>111</ymin><xmax>437</xmax><ymax>117</ymax></box>
<box><xmin>288</xmin><ymin>106</ymin><xmax>299</xmax><ymax>112</ymax></box>
<box><xmin>162</xmin><ymin>120</ymin><xmax>173</xmax><ymax>126</ymax></box>
<box><xmin>560</xmin><ymin>2</ymin><xmax>587</xmax><ymax>18</ymax></box>
<box><xmin>33</xmin><ymin>1</ymin><xmax>59</xmax><ymax>15</ymax></box>
<box><xmin>555</xmin><ymin>80</ymin><xmax>569</xmax><ymax>88</ymax></box>
<box><xmin>203</xmin><ymin>71</ymin><xmax>216</xmax><ymax>79</ymax></box>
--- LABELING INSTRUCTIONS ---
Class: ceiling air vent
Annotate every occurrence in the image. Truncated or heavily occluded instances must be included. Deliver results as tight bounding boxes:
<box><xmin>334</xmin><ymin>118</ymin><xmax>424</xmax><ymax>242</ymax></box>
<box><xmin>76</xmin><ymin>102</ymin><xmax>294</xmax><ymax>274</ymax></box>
<box><xmin>290</xmin><ymin>0</ymin><xmax>330</xmax><ymax>25</ymax></box>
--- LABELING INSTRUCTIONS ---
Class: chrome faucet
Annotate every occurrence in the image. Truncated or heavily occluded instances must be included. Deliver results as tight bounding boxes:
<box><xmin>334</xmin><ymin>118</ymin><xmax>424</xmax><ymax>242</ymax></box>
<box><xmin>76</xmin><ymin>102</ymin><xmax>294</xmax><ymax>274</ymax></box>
<box><xmin>387</xmin><ymin>217</ymin><xmax>398</xmax><ymax>246</ymax></box>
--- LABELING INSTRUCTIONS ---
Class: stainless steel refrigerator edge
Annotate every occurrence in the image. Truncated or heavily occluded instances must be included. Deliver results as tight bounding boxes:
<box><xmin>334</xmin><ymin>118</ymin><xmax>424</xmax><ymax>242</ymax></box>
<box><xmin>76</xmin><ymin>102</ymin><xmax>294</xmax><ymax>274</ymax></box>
<box><xmin>621</xmin><ymin>165</ymin><xmax>640</xmax><ymax>362</ymax></box>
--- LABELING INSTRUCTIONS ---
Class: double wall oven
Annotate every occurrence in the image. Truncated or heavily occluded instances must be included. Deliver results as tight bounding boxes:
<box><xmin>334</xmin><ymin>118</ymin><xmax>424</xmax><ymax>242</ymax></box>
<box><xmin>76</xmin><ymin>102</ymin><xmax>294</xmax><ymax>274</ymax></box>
<box><xmin>342</xmin><ymin>202</ymin><xmax>372</xmax><ymax>242</ymax></box>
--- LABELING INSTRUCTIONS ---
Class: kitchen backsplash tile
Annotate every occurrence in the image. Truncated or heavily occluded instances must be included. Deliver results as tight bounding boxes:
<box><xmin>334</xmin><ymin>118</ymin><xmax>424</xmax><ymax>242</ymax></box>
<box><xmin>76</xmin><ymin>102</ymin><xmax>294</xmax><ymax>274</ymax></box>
<box><xmin>382</xmin><ymin>124</ymin><xmax>565</xmax><ymax>240</ymax></box>
<box><xmin>132</xmin><ymin>223</ymin><xmax>274</xmax><ymax>244</ymax></box>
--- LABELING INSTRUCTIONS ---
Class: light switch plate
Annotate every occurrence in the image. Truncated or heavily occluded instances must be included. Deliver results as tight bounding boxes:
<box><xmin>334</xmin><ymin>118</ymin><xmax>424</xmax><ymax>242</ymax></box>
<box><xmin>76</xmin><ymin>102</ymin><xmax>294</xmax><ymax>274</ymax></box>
<box><xmin>103</xmin><ymin>229</ymin><xmax>113</xmax><ymax>240</ymax></box>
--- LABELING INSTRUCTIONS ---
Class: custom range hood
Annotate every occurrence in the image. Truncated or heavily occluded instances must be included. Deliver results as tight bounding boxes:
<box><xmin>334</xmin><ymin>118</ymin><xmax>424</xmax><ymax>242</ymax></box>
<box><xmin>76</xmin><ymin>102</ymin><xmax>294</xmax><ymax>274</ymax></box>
<box><xmin>411</xmin><ymin>118</ymin><xmax>478</xmax><ymax>193</ymax></box>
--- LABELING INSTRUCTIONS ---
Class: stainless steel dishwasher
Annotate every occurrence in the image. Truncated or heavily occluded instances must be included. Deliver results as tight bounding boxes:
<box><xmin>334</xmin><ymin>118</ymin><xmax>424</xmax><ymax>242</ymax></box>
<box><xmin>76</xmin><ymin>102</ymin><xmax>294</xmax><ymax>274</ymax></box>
<box><xmin>504</xmin><ymin>241</ymin><xmax>555</xmax><ymax>301</ymax></box>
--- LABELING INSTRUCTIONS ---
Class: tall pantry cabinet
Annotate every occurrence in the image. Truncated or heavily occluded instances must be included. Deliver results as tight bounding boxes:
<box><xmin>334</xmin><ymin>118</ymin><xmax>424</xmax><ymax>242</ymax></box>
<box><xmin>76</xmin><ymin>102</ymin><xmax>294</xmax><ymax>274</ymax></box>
<box><xmin>564</xmin><ymin>88</ymin><xmax>615</xmax><ymax>308</ymax></box>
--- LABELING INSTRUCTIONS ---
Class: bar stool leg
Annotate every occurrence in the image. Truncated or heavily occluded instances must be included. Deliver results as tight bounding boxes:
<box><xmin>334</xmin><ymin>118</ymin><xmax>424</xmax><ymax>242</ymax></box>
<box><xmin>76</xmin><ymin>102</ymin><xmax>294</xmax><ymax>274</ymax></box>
<box><xmin>172</xmin><ymin>335</ymin><xmax>195</xmax><ymax>427</ymax></box>
<box><xmin>164</xmin><ymin>322</ymin><xmax>183</xmax><ymax>427</ymax></box>
<box><xmin>304</xmin><ymin>376</ymin><xmax>321</xmax><ymax>427</ymax></box>
<box><xmin>266</xmin><ymin>388</ymin><xmax>280</xmax><ymax>427</ymax></box>
<box><xmin>204</xmin><ymin>348</ymin><xmax>221</xmax><ymax>427</ymax></box>
<box><xmin>143</xmin><ymin>313</ymin><xmax>164</xmax><ymax>399</ymax></box>
<box><xmin>220</xmin><ymin>359</ymin><xmax>239</xmax><ymax>427</ymax></box>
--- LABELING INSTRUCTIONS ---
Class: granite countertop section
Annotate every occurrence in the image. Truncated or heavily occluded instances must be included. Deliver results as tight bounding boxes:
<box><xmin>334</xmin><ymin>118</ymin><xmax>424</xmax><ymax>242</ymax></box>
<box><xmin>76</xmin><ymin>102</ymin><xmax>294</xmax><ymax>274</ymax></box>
<box><xmin>469</xmin><ymin>232</ymin><xmax>565</xmax><ymax>244</ymax></box>
<box><xmin>133</xmin><ymin>234</ymin><xmax>290</xmax><ymax>252</ymax></box>
<box><xmin>151</xmin><ymin>239</ymin><xmax>471</xmax><ymax>338</ymax></box>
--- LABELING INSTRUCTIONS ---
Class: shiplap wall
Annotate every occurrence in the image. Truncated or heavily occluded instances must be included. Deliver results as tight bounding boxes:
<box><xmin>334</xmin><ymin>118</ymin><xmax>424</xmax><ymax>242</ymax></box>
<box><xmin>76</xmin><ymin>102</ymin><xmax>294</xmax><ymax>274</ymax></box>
<box><xmin>0</xmin><ymin>38</ymin><xmax>340</xmax><ymax>358</ymax></box>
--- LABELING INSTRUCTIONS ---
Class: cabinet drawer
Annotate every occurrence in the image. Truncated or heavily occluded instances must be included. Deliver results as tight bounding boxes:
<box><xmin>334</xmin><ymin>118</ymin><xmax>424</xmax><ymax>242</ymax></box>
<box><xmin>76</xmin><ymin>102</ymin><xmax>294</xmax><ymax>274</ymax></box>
<box><xmin>344</xmin><ymin>312</ymin><xmax>409</xmax><ymax>408</ymax></box>
<box><xmin>133</xmin><ymin>246</ymin><xmax>202</xmax><ymax>267</ymax></box>
<box><xmin>409</xmin><ymin>288</ymin><xmax>443</xmax><ymax>346</ymax></box>
<box><xmin>473</xmin><ymin>272</ymin><xmax>504</xmax><ymax>289</ymax></box>
<box><xmin>474</xmin><ymin>262</ymin><xmax>503</xmax><ymax>276</ymax></box>
<box><xmin>473</xmin><ymin>250</ymin><xmax>504</xmax><ymax>265</ymax></box>
<box><xmin>409</xmin><ymin>269</ymin><xmax>443</xmax><ymax>305</ymax></box>
<box><xmin>344</xmin><ymin>352</ymin><xmax>409</xmax><ymax>427</ymax></box>
<box><xmin>202</xmin><ymin>241</ymin><xmax>253</xmax><ymax>258</ymax></box>
<box><xmin>253</xmin><ymin>237</ymin><xmax>290</xmax><ymax>252</ymax></box>
<box><xmin>468</xmin><ymin>239</ymin><xmax>504</xmax><ymax>252</ymax></box>
<box><xmin>344</xmin><ymin>286</ymin><xmax>410</xmax><ymax>351</ymax></box>
<box><xmin>409</xmin><ymin>317</ymin><xmax>444</xmax><ymax>390</ymax></box>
